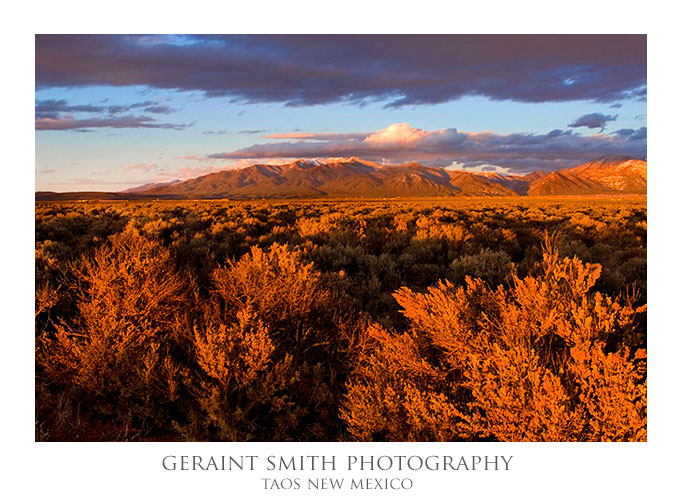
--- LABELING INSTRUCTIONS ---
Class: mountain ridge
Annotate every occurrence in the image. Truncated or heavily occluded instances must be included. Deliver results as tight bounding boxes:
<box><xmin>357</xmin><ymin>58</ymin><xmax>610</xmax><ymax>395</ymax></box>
<box><xmin>36</xmin><ymin>155</ymin><xmax>647</xmax><ymax>200</ymax></box>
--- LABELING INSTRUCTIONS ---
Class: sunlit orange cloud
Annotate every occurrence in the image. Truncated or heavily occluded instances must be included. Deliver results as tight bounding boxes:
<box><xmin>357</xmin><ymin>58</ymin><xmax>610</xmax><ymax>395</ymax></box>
<box><xmin>176</xmin><ymin>155</ymin><xmax>207</xmax><ymax>161</ymax></box>
<box><xmin>265</xmin><ymin>132</ymin><xmax>368</xmax><ymax>140</ymax></box>
<box><xmin>467</xmin><ymin>131</ymin><xmax>496</xmax><ymax>138</ymax></box>
<box><xmin>265</xmin><ymin>133</ymin><xmax>319</xmax><ymax>139</ymax></box>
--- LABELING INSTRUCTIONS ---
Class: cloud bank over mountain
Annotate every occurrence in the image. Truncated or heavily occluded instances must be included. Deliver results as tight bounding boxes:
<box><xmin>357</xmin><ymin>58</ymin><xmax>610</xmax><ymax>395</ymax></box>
<box><xmin>208</xmin><ymin>123</ymin><xmax>647</xmax><ymax>172</ymax></box>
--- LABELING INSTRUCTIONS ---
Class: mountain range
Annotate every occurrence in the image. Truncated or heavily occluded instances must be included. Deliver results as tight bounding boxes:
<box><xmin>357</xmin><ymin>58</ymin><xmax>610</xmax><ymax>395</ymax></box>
<box><xmin>36</xmin><ymin>155</ymin><xmax>646</xmax><ymax>200</ymax></box>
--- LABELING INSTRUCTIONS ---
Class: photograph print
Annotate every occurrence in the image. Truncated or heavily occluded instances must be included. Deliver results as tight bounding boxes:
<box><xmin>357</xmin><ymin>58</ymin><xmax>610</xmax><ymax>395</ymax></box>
<box><xmin>35</xmin><ymin>34</ymin><xmax>647</xmax><ymax>442</ymax></box>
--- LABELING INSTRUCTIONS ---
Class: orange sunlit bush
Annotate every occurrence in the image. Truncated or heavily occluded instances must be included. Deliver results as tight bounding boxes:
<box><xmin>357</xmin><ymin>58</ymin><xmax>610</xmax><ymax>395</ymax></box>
<box><xmin>37</xmin><ymin>224</ymin><xmax>194</xmax><ymax>434</ymax></box>
<box><xmin>341</xmin><ymin>237</ymin><xmax>646</xmax><ymax>441</ymax></box>
<box><xmin>183</xmin><ymin>243</ymin><xmax>362</xmax><ymax>440</ymax></box>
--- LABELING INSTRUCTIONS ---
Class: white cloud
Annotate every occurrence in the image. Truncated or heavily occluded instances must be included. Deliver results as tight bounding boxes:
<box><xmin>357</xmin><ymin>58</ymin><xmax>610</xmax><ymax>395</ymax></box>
<box><xmin>364</xmin><ymin>123</ymin><xmax>429</xmax><ymax>145</ymax></box>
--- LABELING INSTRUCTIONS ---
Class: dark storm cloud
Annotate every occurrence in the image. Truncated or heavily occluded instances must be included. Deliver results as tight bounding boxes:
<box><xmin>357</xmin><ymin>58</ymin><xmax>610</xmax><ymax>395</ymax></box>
<box><xmin>141</xmin><ymin>105</ymin><xmax>174</xmax><ymax>114</ymax></box>
<box><xmin>106</xmin><ymin>102</ymin><xmax>176</xmax><ymax>114</ymax></box>
<box><xmin>35</xmin><ymin>35</ymin><xmax>646</xmax><ymax>106</ymax></box>
<box><xmin>35</xmin><ymin>114</ymin><xmax>191</xmax><ymax>131</ymax></box>
<box><xmin>568</xmin><ymin>113</ymin><xmax>618</xmax><ymax>130</ymax></box>
<box><xmin>207</xmin><ymin>123</ymin><xmax>647</xmax><ymax>172</ymax></box>
<box><xmin>238</xmin><ymin>129</ymin><xmax>270</xmax><ymax>135</ymax></box>
<box><xmin>202</xmin><ymin>129</ymin><xmax>230</xmax><ymax>135</ymax></box>
<box><xmin>35</xmin><ymin>99</ymin><xmax>105</xmax><ymax>118</ymax></box>
<box><xmin>613</xmin><ymin>127</ymin><xmax>647</xmax><ymax>141</ymax></box>
<box><xmin>105</xmin><ymin>101</ymin><xmax>156</xmax><ymax>114</ymax></box>
<box><xmin>36</xmin><ymin>99</ymin><xmax>176</xmax><ymax>118</ymax></box>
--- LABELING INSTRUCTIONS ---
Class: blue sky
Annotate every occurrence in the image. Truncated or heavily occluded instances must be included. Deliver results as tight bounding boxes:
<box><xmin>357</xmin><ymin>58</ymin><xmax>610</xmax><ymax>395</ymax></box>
<box><xmin>35</xmin><ymin>35</ymin><xmax>647</xmax><ymax>191</ymax></box>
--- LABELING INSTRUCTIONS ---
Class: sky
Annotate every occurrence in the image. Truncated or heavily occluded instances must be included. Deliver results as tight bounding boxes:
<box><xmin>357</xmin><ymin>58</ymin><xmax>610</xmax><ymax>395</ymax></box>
<box><xmin>35</xmin><ymin>34</ymin><xmax>647</xmax><ymax>192</ymax></box>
